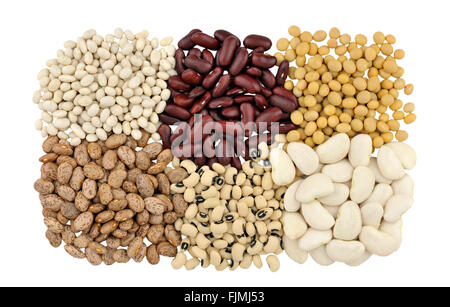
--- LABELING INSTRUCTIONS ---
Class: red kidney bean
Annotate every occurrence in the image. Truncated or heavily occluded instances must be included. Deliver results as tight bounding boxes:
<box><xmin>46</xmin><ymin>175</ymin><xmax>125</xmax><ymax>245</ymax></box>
<box><xmin>234</xmin><ymin>74</ymin><xmax>261</xmax><ymax>93</ymax></box>
<box><xmin>229</xmin><ymin>47</ymin><xmax>248</xmax><ymax>76</ymax></box>
<box><xmin>184</xmin><ymin>55</ymin><xmax>212</xmax><ymax>74</ymax></box>
<box><xmin>173</xmin><ymin>94</ymin><xmax>195</xmax><ymax>108</ymax></box>
<box><xmin>221</xmin><ymin>106</ymin><xmax>240</xmax><ymax>118</ymax></box>
<box><xmin>261</xmin><ymin>70</ymin><xmax>276</xmax><ymax>89</ymax></box>
<box><xmin>216</xmin><ymin>120</ymin><xmax>244</xmax><ymax>137</ymax></box>
<box><xmin>272</xmin><ymin>86</ymin><xmax>297</xmax><ymax>105</ymax></box>
<box><xmin>190</xmin><ymin>91</ymin><xmax>212</xmax><ymax>114</ymax></box>
<box><xmin>195</xmin><ymin>156</ymin><xmax>207</xmax><ymax>167</ymax></box>
<box><xmin>217</xmin><ymin>35</ymin><xmax>239</xmax><ymax>66</ymax></box>
<box><xmin>226</xmin><ymin>87</ymin><xmax>245</xmax><ymax>96</ymax></box>
<box><xmin>246</xmin><ymin>67</ymin><xmax>262</xmax><ymax>78</ymax></box>
<box><xmin>276</xmin><ymin>60</ymin><xmax>289</xmax><ymax>86</ymax></box>
<box><xmin>280</xmin><ymin>112</ymin><xmax>291</xmax><ymax>120</ymax></box>
<box><xmin>255</xmin><ymin>107</ymin><xmax>282</xmax><ymax>125</ymax></box>
<box><xmin>188</xmin><ymin>86</ymin><xmax>206</xmax><ymax>99</ymax></box>
<box><xmin>191</xmin><ymin>32</ymin><xmax>220</xmax><ymax>50</ymax></box>
<box><xmin>231</xmin><ymin>157</ymin><xmax>242</xmax><ymax>170</ymax></box>
<box><xmin>212</xmin><ymin>74</ymin><xmax>231</xmax><ymax>97</ymax></box>
<box><xmin>209</xmin><ymin>109</ymin><xmax>224</xmax><ymax>122</ymax></box>
<box><xmin>207</xmin><ymin>157</ymin><xmax>218</xmax><ymax>168</ymax></box>
<box><xmin>169</xmin><ymin>88</ymin><xmax>181</xmax><ymax>99</ymax></box>
<box><xmin>270</xmin><ymin>122</ymin><xmax>297</xmax><ymax>134</ymax></box>
<box><xmin>178</xmin><ymin>29</ymin><xmax>202</xmax><ymax>50</ymax></box>
<box><xmin>208</xmin><ymin>97</ymin><xmax>234</xmax><ymax>109</ymax></box>
<box><xmin>254</xmin><ymin>94</ymin><xmax>269</xmax><ymax>110</ymax></box>
<box><xmin>170</xmin><ymin>123</ymin><xmax>188</xmax><ymax>144</ymax></box>
<box><xmin>191</xmin><ymin>115</ymin><xmax>214</xmax><ymax>143</ymax></box>
<box><xmin>243</xmin><ymin>35</ymin><xmax>272</xmax><ymax>51</ymax></box>
<box><xmin>260</xmin><ymin>87</ymin><xmax>272</xmax><ymax>98</ymax></box>
<box><xmin>202</xmin><ymin>49</ymin><xmax>215</xmax><ymax>65</ymax></box>
<box><xmin>240</xmin><ymin>103</ymin><xmax>255</xmax><ymax>128</ymax></box>
<box><xmin>216</xmin><ymin>139</ymin><xmax>232</xmax><ymax>165</ymax></box>
<box><xmin>269</xmin><ymin>95</ymin><xmax>297</xmax><ymax>113</ymax></box>
<box><xmin>188</xmin><ymin>47</ymin><xmax>202</xmax><ymax>58</ymax></box>
<box><xmin>168</xmin><ymin>76</ymin><xmax>191</xmax><ymax>92</ymax></box>
<box><xmin>181</xmin><ymin>69</ymin><xmax>203</xmax><ymax>86</ymax></box>
<box><xmin>234</xmin><ymin>95</ymin><xmax>254</xmax><ymax>104</ymax></box>
<box><xmin>175</xmin><ymin>49</ymin><xmax>185</xmax><ymax>74</ymax></box>
<box><xmin>165</xmin><ymin>104</ymin><xmax>192</xmax><ymax>120</ymax></box>
<box><xmin>202</xmin><ymin>67</ymin><xmax>223</xmax><ymax>89</ymax></box>
<box><xmin>160</xmin><ymin>113</ymin><xmax>180</xmax><ymax>125</ymax></box>
<box><xmin>214</xmin><ymin>30</ymin><xmax>240</xmax><ymax>44</ymax></box>
<box><xmin>252</xmin><ymin>53</ymin><xmax>277</xmax><ymax>69</ymax></box>
<box><xmin>158</xmin><ymin>124</ymin><xmax>172</xmax><ymax>149</ymax></box>
<box><xmin>203</xmin><ymin>135</ymin><xmax>216</xmax><ymax>158</ymax></box>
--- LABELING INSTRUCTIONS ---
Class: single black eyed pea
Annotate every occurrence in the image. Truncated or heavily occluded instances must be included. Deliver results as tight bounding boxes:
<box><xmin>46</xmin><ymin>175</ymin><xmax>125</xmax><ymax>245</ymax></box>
<box><xmin>194</xmin><ymin>182</ymin><xmax>206</xmax><ymax>194</ymax></box>
<box><xmin>211</xmin><ymin>163</ymin><xmax>226</xmax><ymax>174</ymax></box>
<box><xmin>202</xmin><ymin>186</ymin><xmax>219</xmax><ymax>199</ymax></box>
<box><xmin>246</xmin><ymin>222</ymin><xmax>256</xmax><ymax>237</ymax></box>
<box><xmin>183</xmin><ymin>172</ymin><xmax>200</xmax><ymax>188</ymax></box>
<box><xmin>180</xmin><ymin>159</ymin><xmax>197</xmax><ymax>174</ymax></box>
<box><xmin>203</xmin><ymin>197</ymin><xmax>220</xmax><ymax>209</ymax></box>
<box><xmin>196</xmin><ymin>223</ymin><xmax>211</xmax><ymax>235</ymax></box>
<box><xmin>247</xmin><ymin>240</ymin><xmax>263</xmax><ymax>255</ymax></box>
<box><xmin>240</xmin><ymin>253</ymin><xmax>253</xmax><ymax>269</ymax></box>
<box><xmin>255</xmin><ymin>195</ymin><xmax>268</xmax><ymax>209</ymax></box>
<box><xmin>228</xmin><ymin>199</ymin><xmax>238</xmax><ymax>212</ymax></box>
<box><xmin>201</xmin><ymin>257</ymin><xmax>210</xmax><ymax>268</ymax></box>
<box><xmin>242</xmin><ymin>161</ymin><xmax>255</xmax><ymax>177</ymax></box>
<box><xmin>255</xmin><ymin>221</ymin><xmax>268</xmax><ymax>236</ymax></box>
<box><xmin>183</xmin><ymin>187</ymin><xmax>196</xmax><ymax>203</ymax></box>
<box><xmin>253</xmin><ymin>255</ymin><xmax>263</xmax><ymax>269</ymax></box>
<box><xmin>211</xmin><ymin>205</ymin><xmax>226</xmax><ymax>222</ymax></box>
<box><xmin>170</xmin><ymin>183</ymin><xmax>186</xmax><ymax>193</ymax></box>
<box><xmin>181</xmin><ymin>238</ymin><xmax>190</xmax><ymax>251</ymax></box>
<box><xmin>232</xmin><ymin>186</ymin><xmax>243</xmax><ymax>200</ymax></box>
<box><xmin>271</xmin><ymin>209</ymin><xmax>282</xmax><ymax>221</ymax></box>
<box><xmin>242</xmin><ymin>185</ymin><xmax>254</xmax><ymax>197</ymax></box>
<box><xmin>175</xmin><ymin>218</ymin><xmax>183</xmax><ymax>231</ymax></box>
<box><xmin>200</xmin><ymin>170</ymin><xmax>217</xmax><ymax>186</ymax></box>
<box><xmin>275</xmin><ymin>187</ymin><xmax>287</xmax><ymax>200</ymax></box>
<box><xmin>246</xmin><ymin>211</ymin><xmax>257</xmax><ymax>223</ymax></box>
<box><xmin>256</xmin><ymin>208</ymin><xmax>274</xmax><ymax>221</ymax></box>
<box><xmin>263</xmin><ymin>190</ymin><xmax>275</xmax><ymax>201</ymax></box>
<box><xmin>213</xmin><ymin>240</ymin><xmax>228</xmax><ymax>249</ymax></box>
<box><xmin>266</xmin><ymin>255</ymin><xmax>280</xmax><ymax>272</ymax></box>
<box><xmin>224</xmin><ymin>168</ymin><xmax>238</xmax><ymax>185</ymax></box>
<box><xmin>231</xmin><ymin>243</ymin><xmax>246</xmax><ymax>262</ymax></box>
<box><xmin>210</xmin><ymin>221</ymin><xmax>227</xmax><ymax>236</ymax></box>
<box><xmin>191</xmin><ymin>246</ymin><xmax>208</xmax><ymax>260</ymax></box>
<box><xmin>220</xmin><ymin>184</ymin><xmax>232</xmax><ymax>200</ymax></box>
<box><xmin>267</xmin><ymin>221</ymin><xmax>282</xmax><ymax>232</ymax></box>
<box><xmin>237</xmin><ymin>200</ymin><xmax>249</xmax><ymax>217</ymax></box>
<box><xmin>196</xmin><ymin>211</ymin><xmax>209</xmax><ymax>223</ymax></box>
<box><xmin>181</xmin><ymin>224</ymin><xmax>198</xmax><ymax>237</ymax></box>
<box><xmin>195</xmin><ymin>233</ymin><xmax>211</xmax><ymax>249</ymax></box>
<box><xmin>209</xmin><ymin>249</ymin><xmax>222</xmax><ymax>267</ymax></box>
<box><xmin>171</xmin><ymin>252</ymin><xmax>187</xmax><ymax>269</ymax></box>
<box><xmin>224</xmin><ymin>212</ymin><xmax>239</xmax><ymax>222</ymax></box>
<box><xmin>252</xmin><ymin>175</ymin><xmax>262</xmax><ymax>186</ymax></box>
<box><xmin>232</xmin><ymin>218</ymin><xmax>246</xmax><ymax>236</ymax></box>
<box><xmin>259</xmin><ymin>235</ymin><xmax>268</xmax><ymax>243</ymax></box>
<box><xmin>185</xmin><ymin>258</ymin><xmax>200</xmax><ymax>270</ymax></box>
<box><xmin>252</xmin><ymin>186</ymin><xmax>264</xmax><ymax>196</ymax></box>
<box><xmin>261</xmin><ymin>172</ymin><xmax>273</xmax><ymax>190</ymax></box>
<box><xmin>263</xmin><ymin>236</ymin><xmax>281</xmax><ymax>254</ymax></box>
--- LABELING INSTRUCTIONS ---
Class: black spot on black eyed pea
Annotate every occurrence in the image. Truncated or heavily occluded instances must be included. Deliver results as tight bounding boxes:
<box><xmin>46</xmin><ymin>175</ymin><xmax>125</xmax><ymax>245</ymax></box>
<box><xmin>225</xmin><ymin>248</ymin><xmax>231</xmax><ymax>253</ymax></box>
<box><xmin>271</xmin><ymin>232</ymin><xmax>281</xmax><ymax>238</ymax></box>
<box><xmin>233</xmin><ymin>174</ymin><xmax>237</xmax><ymax>183</ymax></box>
<box><xmin>263</xmin><ymin>160</ymin><xmax>271</xmax><ymax>167</ymax></box>
<box><xmin>181</xmin><ymin>242</ymin><xmax>189</xmax><ymax>250</ymax></box>
<box><xmin>199</xmin><ymin>212</ymin><xmax>207</xmax><ymax>218</ymax></box>
<box><xmin>250</xmin><ymin>240</ymin><xmax>256</xmax><ymax>248</ymax></box>
<box><xmin>250</xmin><ymin>149</ymin><xmax>258</xmax><ymax>159</ymax></box>
<box><xmin>257</xmin><ymin>210</ymin><xmax>267</xmax><ymax>219</ymax></box>
<box><xmin>200</xmin><ymin>259</ymin><xmax>204</xmax><ymax>266</ymax></box>
<box><xmin>195</xmin><ymin>196</ymin><xmax>205</xmax><ymax>203</ymax></box>
<box><xmin>214</xmin><ymin>220</ymin><xmax>224</xmax><ymax>224</ymax></box>
<box><xmin>196</xmin><ymin>168</ymin><xmax>204</xmax><ymax>176</ymax></box>
<box><xmin>229</xmin><ymin>259</ymin><xmax>234</xmax><ymax>267</ymax></box>
<box><xmin>249</xmin><ymin>161</ymin><xmax>254</xmax><ymax>168</ymax></box>
<box><xmin>175</xmin><ymin>182</ymin><xmax>184</xmax><ymax>187</ymax></box>
<box><xmin>237</xmin><ymin>234</ymin><xmax>244</xmax><ymax>238</ymax></box>
<box><xmin>190</xmin><ymin>222</ymin><xmax>197</xmax><ymax>227</ymax></box>
<box><xmin>225</xmin><ymin>214</ymin><xmax>234</xmax><ymax>221</ymax></box>
<box><xmin>215</xmin><ymin>177</ymin><xmax>224</xmax><ymax>186</ymax></box>
<box><xmin>201</xmin><ymin>222</ymin><xmax>209</xmax><ymax>227</ymax></box>
<box><xmin>227</xmin><ymin>242</ymin><xmax>233</xmax><ymax>247</ymax></box>
<box><xmin>281</xmin><ymin>193</ymin><xmax>285</xmax><ymax>199</ymax></box>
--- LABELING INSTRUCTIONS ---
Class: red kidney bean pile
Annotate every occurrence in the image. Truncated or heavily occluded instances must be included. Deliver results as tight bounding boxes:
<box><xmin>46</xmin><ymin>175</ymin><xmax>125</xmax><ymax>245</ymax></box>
<box><xmin>158</xmin><ymin>29</ymin><xmax>297</xmax><ymax>169</ymax></box>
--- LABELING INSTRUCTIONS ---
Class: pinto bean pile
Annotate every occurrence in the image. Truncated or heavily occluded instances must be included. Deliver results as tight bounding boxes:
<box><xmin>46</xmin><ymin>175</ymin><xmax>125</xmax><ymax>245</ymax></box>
<box><xmin>34</xmin><ymin>133</ymin><xmax>189</xmax><ymax>265</ymax></box>
<box><xmin>159</xmin><ymin>29</ymin><xmax>296</xmax><ymax>168</ymax></box>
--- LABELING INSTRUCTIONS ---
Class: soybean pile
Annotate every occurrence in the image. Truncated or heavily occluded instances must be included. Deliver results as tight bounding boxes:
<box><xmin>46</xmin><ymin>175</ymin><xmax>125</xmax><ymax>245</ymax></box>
<box><xmin>33</xmin><ymin>27</ymin><xmax>417</xmax><ymax>271</ymax></box>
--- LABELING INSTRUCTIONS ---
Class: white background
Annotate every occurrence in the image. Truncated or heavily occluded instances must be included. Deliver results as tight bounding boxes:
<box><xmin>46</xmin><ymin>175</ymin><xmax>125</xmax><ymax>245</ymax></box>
<box><xmin>0</xmin><ymin>0</ymin><xmax>448</xmax><ymax>287</ymax></box>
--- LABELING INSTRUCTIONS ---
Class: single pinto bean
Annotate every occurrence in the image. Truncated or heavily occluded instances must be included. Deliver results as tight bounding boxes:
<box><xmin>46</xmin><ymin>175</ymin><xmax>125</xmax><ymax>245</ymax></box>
<box><xmin>190</xmin><ymin>91</ymin><xmax>212</xmax><ymax>114</ymax></box>
<box><xmin>212</xmin><ymin>75</ymin><xmax>231</xmax><ymax>97</ymax></box>
<box><xmin>217</xmin><ymin>35</ymin><xmax>239</xmax><ymax>66</ymax></box>
<box><xmin>208</xmin><ymin>97</ymin><xmax>234</xmax><ymax>109</ymax></box>
<box><xmin>243</xmin><ymin>34</ymin><xmax>272</xmax><ymax>50</ymax></box>
<box><xmin>169</xmin><ymin>76</ymin><xmax>191</xmax><ymax>92</ymax></box>
<box><xmin>269</xmin><ymin>95</ymin><xmax>297</xmax><ymax>112</ymax></box>
<box><xmin>173</xmin><ymin>94</ymin><xmax>195</xmax><ymax>108</ymax></box>
<box><xmin>255</xmin><ymin>107</ymin><xmax>282</xmax><ymax>125</ymax></box>
<box><xmin>181</xmin><ymin>69</ymin><xmax>203</xmax><ymax>85</ymax></box>
<box><xmin>202</xmin><ymin>67</ymin><xmax>223</xmax><ymax>89</ymax></box>
<box><xmin>234</xmin><ymin>74</ymin><xmax>261</xmax><ymax>93</ymax></box>
<box><xmin>276</xmin><ymin>60</ymin><xmax>289</xmax><ymax>86</ymax></box>
<box><xmin>178</xmin><ymin>29</ymin><xmax>202</xmax><ymax>50</ymax></box>
<box><xmin>229</xmin><ymin>47</ymin><xmax>248</xmax><ymax>76</ymax></box>
<box><xmin>184</xmin><ymin>55</ymin><xmax>212</xmax><ymax>74</ymax></box>
<box><xmin>252</xmin><ymin>53</ymin><xmax>277</xmax><ymax>69</ymax></box>
<box><xmin>165</xmin><ymin>104</ymin><xmax>192</xmax><ymax>120</ymax></box>
<box><xmin>191</xmin><ymin>32</ymin><xmax>220</xmax><ymax>50</ymax></box>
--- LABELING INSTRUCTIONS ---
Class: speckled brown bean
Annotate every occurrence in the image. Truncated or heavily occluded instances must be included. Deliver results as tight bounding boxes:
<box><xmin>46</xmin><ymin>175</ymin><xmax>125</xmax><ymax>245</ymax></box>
<box><xmin>115</xmin><ymin>209</ymin><xmax>135</xmax><ymax>222</ymax></box>
<box><xmin>74</xmin><ymin>191</ymin><xmax>90</xmax><ymax>211</ymax></box>
<box><xmin>87</xmin><ymin>143</ymin><xmax>102</xmax><ymax>159</ymax></box>
<box><xmin>102</xmin><ymin>247</ymin><xmax>116</xmax><ymax>265</ymax></box>
<box><xmin>102</xmin><ymin>150</ymin><xmax>117</xmax><ymax>170</ymax></box>
<box><xmin>57</xmin><ymin>211</ymin><xmax>68</xmax><ymax>225</ymax></box>
<box><xmin>136</xmin><ymin>210</ymin><xmax>150</xmax><ymax>225</ymax></box>
<box><xmin>112</xmin><ymin>229</ymin><xmax>127</xmax><ymax>239</ymax></box>
<box><xmin>69</xmin><ymin>167</ymin><xmax>84</xmax><ymax>191</ymax></box>
<box><xmin>117</xmin><ymin>146</ymin><xmax>136</xmax><ymax>166</ymax></box>
<box><xmin>108</xmin><ymin>199</ymin><xmax>127</xmax><ymax>211</ymax></box>
<box><xmin>100</xmin><ymin>220</ymin><xmax>119</xmax><ymax>234</ymax></box>
<box><xmin>95</xmin><ymin>210</ymin><xmax>115</xmax><ymax>223</ymax></box>
<box><xmin>147</xmin><ymin>162</ymin><xmax>167</xmax><ymax>175</ymax></box>
<box><xmin>64</xmin><ymin>244</ymin><xmax>85</xmax><ymax>258</ymax></box>
<box><xmin>60</xmin><ymin>201</ymin><xmax>80</xmax><ymax>219</ymax></box>
<box><xmin>73</xmin><ymin>212</ymin><xmax>94</xmax><ymax>232</ymax></box>
<box><xmin>106</xmin><ymin>237</ymin><xmax>121</xmax><ymax>249</ymax></box>
<box><xmin>56</xmin><ymin>155</ymin><xmax>77</xmax><ymax>168</ymax></box>
<box><xmin>34</xmin><ymin>179</ymin><xmax>54</xmax><ymax>195</ymax></box>
<box><xmin>82</xmin><ymin>179</ymin><xmax>97</xmax><ymax>199</ymax></box>
<box><xmin>165</xmin><ymin>225</ymin><xmax>181</xmax><ymax>246</ymax></box>
<box><xmin>147</xmin><ymin>224</ymin><xmax>164</xmax><ymax>244</ymax></box>
<box><xmin>156</xmin><ymin>173</ymin><xmax>170</xmax><ymax>195</ymax></box>
<box><xmin>156</xmin><ymin>194</ymin><xmax>173</xmax><ymax>211</ymax></box>
<box><xmin>164</xmin><ymin>211</ymin><xmax>177</xmax><ymax>224</ymax></box>
<box><xmin>144</xmin><ymin>197</ymin><xmax>166</xmax><ymax>215</ymax></box>
<box><xmin>46</xmin><ymin>229</ymin><xmax>62</xmax><ymax>247</ymax></box>
<box><xmin>127</xmin><ymin>237</ymin><xmax>143</xmax><ymax>258</ymax></box>
<box><xmin>57</xmin><ymin>162</ymin><xmax>73</xmax><ymax>184</ymax></box>
<box><xmin>85</xmin><ymin>247</ymin><xmax>102</xmax><ymax>265</ymax></box>
<box><xmin>39</xmin><ymin>153</ymin><xmax>58</xmax><ymax>163</ymax></box>
<box><xmin>73</xmin><ymin>234</ymin><xmax>92</xmax><ymax>248</ymax></box>
<box><xmin>143</xmin><ymin>142</ymin><xmax>163</xmax><ymax>159</ymax></box>
<box><xmin>135</xmin><ymin>151</ymin><xmax>151</xmax><ymax>170</ymax></box>
<box><xmin>43</xmin><ymin>194</ymin><xmax>64</xmax><ymax>212</ymax></box>
<box><xmin>105</xmin><ymin>134</ymin><xmax>127</xmax><ymax>149</ymax></box>
<box><xmin>146</xmin><ymin>244</ymin><xmax>160</xmax><ymax>264</ymax></box>
<box><xmin>83</xmin><ymin>162</ymin><xmax>104</xmax><ymax>180</ymax></box>
<box><xmin>157</xmin><ymin>242</ymin><xmax>177</xmax><ymax>257</ymax></box>
<box><xmin>73</xmin><ymin>144</ymin><xmax>89</xmax><ymax>166</ymax></box>
<box><xmin>56</xmin><ymin>185</ymin><xmax>76</xmax><ymax>202</ymax></box>
<box><xmin>41</xmin><ymin>162</ymin><xmax>58</xmax><ymax>181</ymax></box>
<box><xmin>113</xmin><ymin>249</ymin><xmax>130</xmax><ymax>263</ymax></box>
<box><xmin>88</xmin><ymin>241</ymin><xmax>107</xmax><ymax>254</ymax></box>
<box><xmin>44</xmin><ymin>217</ymin><xmax>64</xmax><ymax>233</ymax></box>
<box><xmin>173</xmin><ymin>194</ymin><xmax>188</xmax><ymax>216</ymax></box>
<box><xmin>167</xmin><ymin>168</ymin><xmax>188</xmax><ymax>183</ymax></box>
<box><xmin>43</xmin><ymin>136</ymin><xmax>59</xmax><ymax>153</ymax></box>
<box><xmin>62</xmin><ymin>226</ymin><xmax>75</xmax><ymax>244</ymax></box>
<box><xmin>98</xmin><ymin>183</ymin><xmax>113</xmax><ymax>205</ymax></box>
<box><xmin>136</xmin><ymin>224</ymin><xmax>150</xmax><ymax>238</ymax></box>
<box><xmin>136</xmin><ymin>174</ymin><xmax>155</xmax><ymax>197</ymax></box>
<box><xmin>157</xmin><ymin>149</ymin><xmax>173</xmax><ymax>164</ymax></box>
<box><xmin>149</xmin><ymin>214</ymin><xmax>163</xmax><ymax>225</ymax></box>
<box><xmin>108</xmin><ymin>169</ymin><xmax>127</xmax><ymax>189</ymax></box>
<box><xmin>126</xmin><ymin>193</ymin><xmax>145</xmax><ymax>213</ymax></box>
<box><xmin>52</xmin><ymin>143</ymin><xmax>73</xmax><ymax>156</ymax></box>
<box><xmin>89</xmin><ymin>223</ymin><xmax>101</xmax><ymax>239</ymax></box>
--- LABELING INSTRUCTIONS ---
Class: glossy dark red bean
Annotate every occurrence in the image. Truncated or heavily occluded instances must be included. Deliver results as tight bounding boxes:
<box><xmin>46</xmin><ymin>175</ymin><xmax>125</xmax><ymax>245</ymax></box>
<box><xmin>202</xmin><ymin>49</ymin><xmax>215</xmax><ymax>65</ymax></box>
<box><xmin>203</xmin><ymin>135</ymin><xmax>216</xmax><ymax>158</ymax></box>
<box><xmin>191</xmin><ymin>115</ymin><xmax>213</xmax><ymax>143</ymax></box>
<box><xmin>234</xmin><ymin>95</ymin><xmax>254</xmax><ymax>103</ymax></box>
<box><xmin>188</xmin><ymin>48</ymin><xmax>202</xmax><ymax>58</ymax></box>
<box><xmin>175</xmin><ymin>49</ymin><xmax>185</xmax><ymax>74</ymax></box>
<box><xmin>231</xmin><ymin>157</ymin><xmax>242</xmax><ymax>170</ymax></box>
<box><xmin>208</xmin><ymin>97</ymin><xmax>234</xmax><ymax>109</ymax></box>
<box><xmin>184</xmin><ymin>55</ymin><xmax>212</xmax><ymax>74</ymax></box>
<box><xmin>270</xmin><ymin>122</ymin><xmax>297</xmax><ymax>134</ymax></box>
<box><xmin>214</xmin><ymin>30</ymin><xmax>240</xmax><ymax>45</ymax></box>
<box><xmin>216</xmin><ymin>139</ymin><xmax>232</xmax><ymax>166</ymax></box>
<box><xmin>169</xmin><ymin>88</ymin><xmax>181</xmax><ymax>98</ymax></box>
<box><xmin>246</xmin><ymin>67</ymin><xmax>262</xmax><ymax>78</ymax></box>
<box><xmin>212</xmin><ymin>74</ymin><xmax>231</xmax><ymax>97</ymax></box>
<box><xmin>165</xmin><ymin>104</ymin><xmax>192</xmax><ymax>120</ymax></box>
<box><xmin>217</xmin><ymin>35</ymin><xmax>240</xmax><ymax>66</ymax></box>
<box><xmin>226</xmin><ymin>87</ymin><xmax>245</xmax><ymax>96</ymax></box>
<box><xmin>280</xmin><ymin>112</ymin><xmax>291</xmax><ymax>120</ymax></box>
<box><xmin>194</xmin><ymin>156</ymin><xmax>207</xmax><ymax>167</ymax></box>
<box><xmin>260</xmin><ymin>87</ymin><xmax>272</xmax><ymax>98</ymax></box>
<box><xmin>173</xmin><ymin>93</ymin><xmax>195</xmax><ymax>108</ymax></box>
<box><xmin>216</xmin><ymin>120</ymin><xmax>244</xmax><ymax>137</ymax></box>
<box><xmin>229</xmin><ymin>47</ymin><xmax>248</xmax><ymax>76</ymax></box>
<box><xmin>178</xmin><ymin>29</ymin><xmax>202</xmax><ymax>50</ymax></box>
<box><xmin>272</xmin><ymin>86</ymin><xmax>297</xmax><ymax>105</ymax></box>
<box><xmin>159</xmin><ymin>113</ymin><xmax>180</xmax><ymax>125</ymax></box>
<box><xmin>202</xmin><ymin>67</ymin><xmax>223</xmax><ymax>89</ymax></box>
<box><xmin>240</xmin><ymin>102</ymin><xmax>255</xmax><ymax>127</ymax></box>
<box><xmin>168</xmin><ymin>76</ymin><xmax>191</xmax><ymax>92</ymax></box>
<box><xmin>269</xmin><ymin>95</ymin><xmax>297</xmax><ymax>113</ymax></box>
<box><xmin>191</xmin><ymin>32</ymin><xmax>220</xmax><ymax>50</ymax></box>
<box><xmin>243</xmin><ymin>34</ymin><xmax>272</xmax><ymax>51</ymax></box>
<box><xmin>252</xmin><ymin>53</ymin><xmax>277</xmax><ymax>69</ymax></box>
<box><xmin>209</xmin><ymin>109</ymin><xmax>224</xmax><ymax>121</ymax></box>
<box><xmin>188</xmin><ymin>86</ymin><xmax>206</xmax><ymax>99</ymax></box>
<box><xmin>221</xmin><ymin>106</ymin><xmax>240</xmax><ymax>118</ymax></box>
<box><xmin>234</xmin><ymin>74</ymin><xmax>261</xmax><ymax>93</ymax></box>
<box><xmin>261</xmin><ymin>70</ymin><xmax>276</xmax><ymax>89</ymax></box>
<box><xmin>158</xmin><ymin>124</ymin><xmax>172</xmax><ymax>149</ymax></box>
<box><xmin>190</xmin><ymin>91</ymin><xmax>212</xmax><ymax>114</ymax></box>
<box><xmin>255</xmin><ymin>107</ymin><xmax>282</xmax><ymax>125</ymax></box>
<box><xmin>181</xmin><ymin>69</ymin><xmax>203</xmax><ymax>86</ymax></box>
<box><xmin>276</xmin><ymin>60</ymin><xmax>289</xmax><ymax>86</ymax></box>
<box><xmin>170</xmin><ymin>123</ymin><xmax>188</xmax><ymax>144</ymax></box>
<box><xmin>254</xmin><ymin>94</ymin><xmax>269</xmax><ymax>110</ymax></box>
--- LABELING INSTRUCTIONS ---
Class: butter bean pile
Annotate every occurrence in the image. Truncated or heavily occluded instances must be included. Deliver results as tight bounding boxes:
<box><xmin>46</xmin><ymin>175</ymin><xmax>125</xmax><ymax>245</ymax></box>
<box><xmin>169</xmin><ymin>160</ymin><xmax>285</xmax><ymax>271</ymax></box>
<box><xmin>269</xmin><ymin>132</ymin><xmax>416</xmax><ymax>265</ymax></box>
<box><xmin>33</xmin><ymin>29</ymin><xmax>176</xmax><ymax>145</ymax></box>
<box><xmin>275</xmin><ymin>27</ymin><xmax>416</xmax><ymax>147</ymax></box>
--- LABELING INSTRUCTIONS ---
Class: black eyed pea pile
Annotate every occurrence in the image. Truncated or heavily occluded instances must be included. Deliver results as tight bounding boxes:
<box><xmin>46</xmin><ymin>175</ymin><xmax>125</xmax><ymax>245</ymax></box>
<box><xmin>33</xmin><ymin>29</ymin><xmax>176</xmax><ymax>146</ymax></box>
<box><xmin>269</xmin><ymin>132</ymin><xmax>416</xmax><ymax>265</ymax></box>
<box><xmin>169</xmin><ymin>160</ymin><xmax>285</xmax><ymax>272</ymax></box>
<box><xmin>34</xmin><ymin>134</ymin><xmax>190</xmax><ymax>266</ymax></box>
